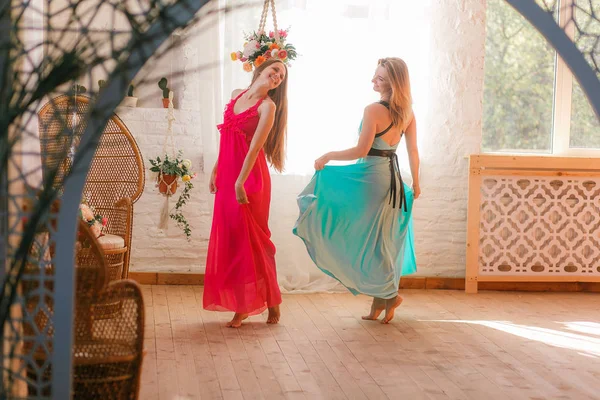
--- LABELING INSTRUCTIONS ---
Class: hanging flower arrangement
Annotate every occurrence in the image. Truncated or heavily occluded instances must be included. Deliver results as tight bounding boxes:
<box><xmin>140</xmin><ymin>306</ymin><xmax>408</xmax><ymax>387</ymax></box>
<box><xmin>149</xmin><ymin>151</ymin><xmax>196</xmax><ymax>240</ymax></box>
<box><xmin>231</xmin><ymin>28</ymin><xmax>297</xmax><ymax>72</ymax></box>
<box><xmin>148</xmin><ymin>90</ymin><xmax>195</xmax><ymax>241</ymax></box>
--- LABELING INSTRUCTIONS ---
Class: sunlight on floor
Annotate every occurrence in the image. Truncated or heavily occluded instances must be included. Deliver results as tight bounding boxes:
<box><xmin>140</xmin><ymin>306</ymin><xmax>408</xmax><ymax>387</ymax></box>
<box><xmin>425</xmin><ymin>319</ymin><xmax>600</xmax><ymax>358</ymax></box>
<box><xmin>563</xmin><ymin>321</ymin><xmax>600</xmax><ymax>337</ymax></box>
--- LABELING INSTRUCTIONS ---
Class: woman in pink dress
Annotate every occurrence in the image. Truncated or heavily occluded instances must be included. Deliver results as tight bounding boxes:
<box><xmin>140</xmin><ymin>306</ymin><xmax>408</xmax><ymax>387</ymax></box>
<box><xmin>203</xmin><ymin>58</ymin><xmax>288</xmax><ymax>328</ymax></box>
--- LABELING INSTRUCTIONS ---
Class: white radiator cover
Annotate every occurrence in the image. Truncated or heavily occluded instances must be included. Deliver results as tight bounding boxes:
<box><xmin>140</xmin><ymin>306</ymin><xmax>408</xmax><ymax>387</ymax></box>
<box><xmin>479</xmin><ymin>176</ymin><xmax>600</xmax><ymax>277</ymax></box>
<box><xmin>466</xmin><ymin>155</ymin><xmax>600</xmax><ymax>293</ymax></box>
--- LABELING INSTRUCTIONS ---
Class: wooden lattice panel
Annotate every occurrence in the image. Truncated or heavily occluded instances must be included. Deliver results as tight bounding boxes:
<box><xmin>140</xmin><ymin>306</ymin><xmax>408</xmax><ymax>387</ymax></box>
<box><xmin>479</xmin><ymin>176</ymin><xmax>600</xmax><ymax>276</ymax></box>
<box><xmin>466</xmin><ymin>155</ymin><xmax>600</xmax><ymax>293</ymax></box>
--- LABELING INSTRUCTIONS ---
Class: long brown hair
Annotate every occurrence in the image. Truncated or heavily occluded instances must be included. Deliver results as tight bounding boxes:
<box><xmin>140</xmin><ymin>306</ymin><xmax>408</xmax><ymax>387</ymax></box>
<box><xmin>250</xmin><ymin>58</ymin><xmax>288</xmax><ymax>172</ymax></box>
<box><xmin>378</xmin><ymin>57</ymin><xmax>412</xmax><ymax>131</ymax></box>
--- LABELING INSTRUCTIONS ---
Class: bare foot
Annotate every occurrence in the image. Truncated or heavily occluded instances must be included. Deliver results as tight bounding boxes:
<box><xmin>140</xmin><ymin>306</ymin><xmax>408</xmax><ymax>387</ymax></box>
<box><xmin>226</xmin><ymin>313</ymin><xmax>248</xmax><ymax>328</ymax></box>
<box><xmin>382</xmin><ymin>296</ymin><xmax>403</xmax><ymax>324</ymax></box>
<box><xmin>267</xmin><ymin>306</ymin><xmax>280</xmax><ymax>324</ymax></box>
<box><xmin>362</xmin><ymin>297</ymin><xmax>385</xmax><ymax>320</ymax></box>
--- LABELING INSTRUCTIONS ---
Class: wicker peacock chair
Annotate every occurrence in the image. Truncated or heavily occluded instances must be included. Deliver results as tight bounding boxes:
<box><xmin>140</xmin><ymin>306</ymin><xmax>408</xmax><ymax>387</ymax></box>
<box><xmin>38</xmin><ymin>95</ymin><xmax>145</xmax><ymax>281</ymax></box>
<box><xmin>22</xmin><ymin>220</ymin><xmax>145</xmax><ymax>399</ymax></box>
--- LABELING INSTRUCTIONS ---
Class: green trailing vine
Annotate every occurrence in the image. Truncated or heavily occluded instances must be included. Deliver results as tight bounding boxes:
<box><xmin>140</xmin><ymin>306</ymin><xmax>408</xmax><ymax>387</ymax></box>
<box><xmin>170</xmin><ymin>180</ymin><xmax>193</xmax><ymax>240</ymax></box>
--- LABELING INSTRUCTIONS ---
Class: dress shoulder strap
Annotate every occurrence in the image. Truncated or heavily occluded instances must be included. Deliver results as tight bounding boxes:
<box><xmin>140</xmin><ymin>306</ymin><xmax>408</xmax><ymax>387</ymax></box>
<box><xmin>375</xmin><ymin>101</ymin><xmax>393</xmax><ymax>137</ymax></box>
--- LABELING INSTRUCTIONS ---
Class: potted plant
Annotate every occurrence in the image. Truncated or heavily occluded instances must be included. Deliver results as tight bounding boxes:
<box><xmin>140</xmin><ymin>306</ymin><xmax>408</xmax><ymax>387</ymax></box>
<box><xmin>158</xmin><ymin>77</ymin><xmax>171</xmax><ymax>108</ymax></box>
<box><xmin>71</xmin><ymin>83</ymin><xmax>87</xmax><ymax>95</ymax></box>
<box><xmin>148</xmin><ymin>151</ymin><xmax>196</xmax><ymax>239</ymax></box>
<box><xmin>68</xmin><ymin>84</ymin><xmax>87</xmax><ymax>106</ymax></box>
<box><xmin>122</xmin><ymin>84</ymin><xmax>138</xmax><ymax>107</ymax></box>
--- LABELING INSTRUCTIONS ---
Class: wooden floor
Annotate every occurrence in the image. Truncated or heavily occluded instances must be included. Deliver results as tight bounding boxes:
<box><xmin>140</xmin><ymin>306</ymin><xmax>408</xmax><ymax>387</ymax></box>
<box><xmin>140</xmin><ymin>286</ymin><xmax>600</xmax><ymax>400</ymax></box>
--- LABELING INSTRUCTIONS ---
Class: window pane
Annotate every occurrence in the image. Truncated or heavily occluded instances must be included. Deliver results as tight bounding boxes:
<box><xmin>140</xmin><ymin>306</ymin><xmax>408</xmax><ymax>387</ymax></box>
<box><xmin>482</xmin><ymin>0</ymin><xmax>556</xmax><ymax>153</ymax></box>
<box><xmin>569</xmin><ymin>0</ymin><xmax>600</xmax><ymax>149</ymax></box>
<box><xmin>570</xmin><ymin>82</ymin><xmax>600</xmax><ymax>148</ymax></box>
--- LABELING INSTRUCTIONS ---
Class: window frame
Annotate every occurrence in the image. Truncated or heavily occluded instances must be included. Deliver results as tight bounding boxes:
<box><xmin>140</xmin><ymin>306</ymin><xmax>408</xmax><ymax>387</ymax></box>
<box><xmin>554</xmin><ymin>0</ymin><xmax>600</xmax><ymax>156</ymax></box>
<box><xmin>484</xmin><ymin>0</ymin><xmax>600</xmax><ymax>156</ymax></box>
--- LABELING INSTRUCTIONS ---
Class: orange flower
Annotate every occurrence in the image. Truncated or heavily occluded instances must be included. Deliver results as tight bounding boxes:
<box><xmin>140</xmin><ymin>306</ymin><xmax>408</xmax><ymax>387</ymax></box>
<box><xmin>278</xmin><ymin>49</ymin><xmax>288</xmax><ymax>60</ymax></box>
<box><xmin>230</xmin><ymin>52</ymin><xmax>238</xmax><ymax>61</ymax></box>
<box><xmin>243</xmin><ymin>62</ymin><xmax>253</xmax><ymax>72</ymax></box>
<box><xmin>255</xmin><ymin>55</ymin><xmax>266</xmax><ymax>67</ymax></box>
<box><xmin>269</xmin><ymin>43</ymin><xmax>280</xmax><ymax>50</ymax></box>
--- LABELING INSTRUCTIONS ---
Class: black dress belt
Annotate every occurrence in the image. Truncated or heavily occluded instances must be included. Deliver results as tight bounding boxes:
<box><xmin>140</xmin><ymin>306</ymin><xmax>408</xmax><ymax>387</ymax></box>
<box><xmin>367</xmin><ymin>148</ymin><xmax>407</xmax><ymax>212</ymax></box>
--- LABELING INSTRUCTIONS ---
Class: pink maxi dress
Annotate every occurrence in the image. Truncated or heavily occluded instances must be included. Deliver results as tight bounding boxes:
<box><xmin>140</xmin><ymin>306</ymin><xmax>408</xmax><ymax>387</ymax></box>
<box><xmin>203</xmin><ymin>90</ymin><xmax>282</xmax><ymax>315</ymax></box>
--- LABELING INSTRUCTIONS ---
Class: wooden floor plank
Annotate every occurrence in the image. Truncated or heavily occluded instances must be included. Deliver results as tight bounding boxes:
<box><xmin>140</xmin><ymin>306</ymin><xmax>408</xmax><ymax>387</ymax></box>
<box><xmin>138</xmin><ymin>286</ymin><xmax>600</xmax><ymax>400</ymax></box>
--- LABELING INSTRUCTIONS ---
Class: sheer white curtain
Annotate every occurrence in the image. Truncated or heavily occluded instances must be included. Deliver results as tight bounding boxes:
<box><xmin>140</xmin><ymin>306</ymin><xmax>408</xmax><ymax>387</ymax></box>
<box><xmin>220</xmin><ymin>0</ymin><xmax>431</xmax><ymax>175</ymax></box>
<box><xmin>207</xmin><ymin>0</ymin><xmax>432</xmax><ymax>292</ymax></box>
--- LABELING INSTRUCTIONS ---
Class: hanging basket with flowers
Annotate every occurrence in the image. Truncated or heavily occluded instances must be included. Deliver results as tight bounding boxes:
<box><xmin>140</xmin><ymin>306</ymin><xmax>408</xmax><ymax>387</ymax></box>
<box><xmin>148</xmin><ymin>152</ymin><xmax>196</xmax><ymax>240</ymax></box>
<box><xmin>230</xmin><ymin>0</ymin><xmax>297</xmax><ymax>72</ymax></box>
<box><xmin>148</xmin><ymin>89</ymin><xmax>196</xmax><ymax>241</ymax></box>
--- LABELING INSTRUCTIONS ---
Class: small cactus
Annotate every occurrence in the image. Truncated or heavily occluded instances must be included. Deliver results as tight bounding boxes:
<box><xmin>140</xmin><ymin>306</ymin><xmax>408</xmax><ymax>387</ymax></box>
<box><xmin>72</xmin><ymin>84</ymin><xmax>87</xmax><ymax>94</ymax></box>
<box><xmin>158</xmin><ymin>77</ymin><xmax>170</xmax><ymax>98</ymax></box>
<box><xmin>98</xmin><ymin>79</ymin><xmax>106</xmax><ymax>89</ymax></box>
<box><xmin>128</xmin><ymin>84</ymin><xmax>134</xmax><ymax>97</ymax></box>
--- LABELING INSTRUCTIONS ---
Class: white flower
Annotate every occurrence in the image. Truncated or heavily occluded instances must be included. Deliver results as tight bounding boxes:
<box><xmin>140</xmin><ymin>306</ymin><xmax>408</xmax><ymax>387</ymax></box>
<box><xmin>271</xmin><ymin>49</ymin><xmax>279</xmax><ymax>58</ymax></box>
<box><xmin>182</xmin><ymin>159</ymin><xmax>192</xmax><ymax>170</ymax></box>
<box><xmin>243</xmin><ymin>40</ymin><xmax>259</xmax><ymax>57</ymax></box>
<box><xmin>79</xmin><ymin>204</ymin><xmax>94</xmax><ymax>222</ymax></box>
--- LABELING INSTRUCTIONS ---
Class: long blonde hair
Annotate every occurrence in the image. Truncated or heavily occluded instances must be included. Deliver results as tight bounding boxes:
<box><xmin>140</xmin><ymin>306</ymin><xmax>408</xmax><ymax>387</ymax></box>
<box><xmin>378</xmin><ymin>57</ymin><xmax>412</xmax><ymax>131</ymax></box>
<box><xmin>250</xmin><ymin>58</ymin><xmax>288</xmax><ymax>172</ymax></box>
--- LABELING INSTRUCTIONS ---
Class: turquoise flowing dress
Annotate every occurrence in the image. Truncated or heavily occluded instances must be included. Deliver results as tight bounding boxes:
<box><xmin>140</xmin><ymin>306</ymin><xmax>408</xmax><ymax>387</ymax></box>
<box><xmin>293</xmin><ymin>103</ymin><xmax>417</xmax><ymax>299</ymax></box>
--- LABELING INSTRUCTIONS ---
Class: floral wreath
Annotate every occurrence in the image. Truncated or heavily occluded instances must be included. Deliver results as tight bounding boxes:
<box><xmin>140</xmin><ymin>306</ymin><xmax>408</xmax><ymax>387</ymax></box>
<box><xmin>231</xmin><ymin>28</ymin><xmax>297</xmax><ymax>72</ymax></box>
<box><xmin>230</xmin><ymin>0</ymin><xmax>297</xmax><ymax>72</ymax></box>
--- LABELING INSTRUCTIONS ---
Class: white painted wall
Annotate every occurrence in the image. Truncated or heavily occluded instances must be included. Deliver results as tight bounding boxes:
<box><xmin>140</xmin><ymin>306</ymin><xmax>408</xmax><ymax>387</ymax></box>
<box><xmin>413</xmin><ymin>0</ymin><xmax>486</xmax><ymax>277</ymax></box>
<box><xmin>123</xmin><ymin>0</ymin><xmax>487</xmax><ymax>279</ymax></box>
<box><xmin>22</xmin><ymin>0</ymin><xmax>485</xmax><ymax>278</ymax></box>
<box><xmin>116</xmin><ymin>107</ymin><xmax>210</xmax><ymax>273</ymax></box>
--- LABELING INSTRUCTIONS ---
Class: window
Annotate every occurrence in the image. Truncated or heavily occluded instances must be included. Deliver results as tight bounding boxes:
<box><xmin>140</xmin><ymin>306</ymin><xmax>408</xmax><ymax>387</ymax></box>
<box><xmin>482</xmin><ymin>0</ymin><xmax>600</xmax><ymax>155</ymax></box>
<box><xmin>569</xmin><ymin>1</ymin><xmax>600</xmax><ymax>149</ymax></box>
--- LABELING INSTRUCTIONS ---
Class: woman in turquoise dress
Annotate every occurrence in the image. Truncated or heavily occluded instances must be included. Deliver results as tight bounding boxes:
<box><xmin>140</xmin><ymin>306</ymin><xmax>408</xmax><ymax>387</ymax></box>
<box><xmin>293</xmin><ymin>58</ymin><xmax>421</xmax><ymax>323</ymax></box>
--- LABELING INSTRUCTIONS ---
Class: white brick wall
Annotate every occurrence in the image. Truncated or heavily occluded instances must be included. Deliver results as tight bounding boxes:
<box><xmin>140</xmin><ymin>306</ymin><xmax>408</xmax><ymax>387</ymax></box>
<box><xmin>412</xmin><ymin>0</ymin><xmax>486</xmax><ymax>277</ymax></box>
<box><xmin>122</xmin><ymin>0</ymin><xmax>486</xmax><ymax>279</ymax></box>
<box><xmin>116</xmin><ymin>107</ymin><xmax>213</xmax><ymax>273</ymax></box>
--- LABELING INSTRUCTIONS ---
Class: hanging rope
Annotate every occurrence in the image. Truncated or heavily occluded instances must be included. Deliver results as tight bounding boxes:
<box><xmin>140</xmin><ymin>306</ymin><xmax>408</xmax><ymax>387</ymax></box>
<box><xmin>162</xmin><ymin>90</ymin><xmax>176</xmax><ymax>157</ymax></box>
<box><xmin>158</xmin><ymin>90</ymin><xmax>176</xmax><ymax>229</ymax></box>
<box><xmin>158</xmin><ymin>90</ymin><xmax>177</xmax><ymax>197</ymax></box>
<box><xmin>258</xmin><ymin>0</ymin><xmax>280</xmax><ymax>43</ymax></box>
